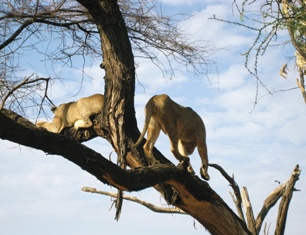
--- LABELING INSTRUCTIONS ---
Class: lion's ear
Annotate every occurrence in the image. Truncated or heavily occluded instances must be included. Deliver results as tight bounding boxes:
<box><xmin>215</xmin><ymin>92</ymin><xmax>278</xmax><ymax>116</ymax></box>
<box><xmin>51</xmin><ymin>106</ymin><xmax>57</xmax><ymax>113</ymax></box>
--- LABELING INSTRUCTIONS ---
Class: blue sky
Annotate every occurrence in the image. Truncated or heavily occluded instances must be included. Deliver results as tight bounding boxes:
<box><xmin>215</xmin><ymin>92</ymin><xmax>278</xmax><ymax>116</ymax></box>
<box><xmin>1</xmin><ymin>1</ymin><xmax>305</xmax><ymax>235</ymax></box>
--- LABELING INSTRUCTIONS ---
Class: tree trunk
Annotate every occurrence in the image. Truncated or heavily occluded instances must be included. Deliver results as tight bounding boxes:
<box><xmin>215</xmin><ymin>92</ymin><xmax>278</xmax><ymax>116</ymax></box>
<box><xmin>76</xmin><ymin>0</ymin><xmax>137</xmax><ymax>158</ymax></box>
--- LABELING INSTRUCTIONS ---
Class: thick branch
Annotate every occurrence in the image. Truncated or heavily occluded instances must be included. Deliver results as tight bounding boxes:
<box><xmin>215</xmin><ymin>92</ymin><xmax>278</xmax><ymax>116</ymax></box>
<box><xmin>0</xmin><ymin>109</ymin><xmax>251</xmax><ymax>235</ymax></box>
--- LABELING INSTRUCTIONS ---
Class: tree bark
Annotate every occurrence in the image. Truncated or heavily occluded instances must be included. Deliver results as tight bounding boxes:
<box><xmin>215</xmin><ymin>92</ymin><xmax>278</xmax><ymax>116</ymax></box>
<box><xmin>76</xmin><ymin>0</ymin><xmax>139</xmax><ymax>219</ymax></box>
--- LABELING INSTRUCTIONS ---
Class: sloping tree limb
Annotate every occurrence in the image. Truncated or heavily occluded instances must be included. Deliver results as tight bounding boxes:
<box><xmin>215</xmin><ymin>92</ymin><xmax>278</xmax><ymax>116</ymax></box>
<box><xmin>255</xmin><ymin>181</ymin><xmax>286</xmax><ymax>233</ymax></box>
<box><xmin>82</xmin><ymin>186</ymin><xmax>186</xmax><ymax>214</ymax></box>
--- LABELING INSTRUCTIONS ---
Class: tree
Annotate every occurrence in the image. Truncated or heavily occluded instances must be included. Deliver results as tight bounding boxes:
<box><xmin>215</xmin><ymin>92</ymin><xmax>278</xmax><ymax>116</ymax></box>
<box><xmin>213</xmin><ymin>0</ymin><xmax>306</xmax><ymax>103</ymax></box>
<box><xmin>0</xmin><ymin>1</ymin><xmax>301</xmax><ymax>235</ymax></box>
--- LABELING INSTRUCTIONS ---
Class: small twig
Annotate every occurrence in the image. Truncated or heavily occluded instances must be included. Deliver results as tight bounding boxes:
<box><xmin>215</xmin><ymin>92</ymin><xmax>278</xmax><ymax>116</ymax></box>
<box><xmin>82</xmin><ymin>187</ymin><xmax>186</xmax><ymax>214</ymax></box>
<box><xmin>36</xmin><ymin>77</ymin><xmax>55</xmax><ymax>119</ymax></box>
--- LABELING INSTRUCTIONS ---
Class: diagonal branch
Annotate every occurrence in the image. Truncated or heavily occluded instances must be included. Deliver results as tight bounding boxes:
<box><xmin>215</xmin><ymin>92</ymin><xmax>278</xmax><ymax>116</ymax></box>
<box><xmin>82</xmin><ymin>187</ymin><xmax>186</xmax><ymax>214</ymax></box>
<box><xmin>0</xmin><ymin>19</ymin><xmax>34</xmax><ymax>50</ymax></box>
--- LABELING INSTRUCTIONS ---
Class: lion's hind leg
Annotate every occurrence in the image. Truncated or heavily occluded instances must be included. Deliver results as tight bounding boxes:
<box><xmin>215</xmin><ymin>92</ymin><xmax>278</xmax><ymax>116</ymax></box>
<box><xmin>36</xmin><ymin>121</ymin><xmax>61</xmax><ymax>133</ymax></box>
<box><xmin>169</xmin><ymin>140</ymin><xmax>195</xmax><ymax>175</ymax></box>
<box><xmin>74</xmin><ymin>117</ymin><xmax>93</xmax><ymax>130</ymax></box>
<box><xmin>176</xmin><ymin>140</ymin><xmax>196</xmax><ymax>175</ymax></box>
<box><xmin>143</xmin><ymin>117</ymin><xmax>161</xmax><ymax>165</ymax></box>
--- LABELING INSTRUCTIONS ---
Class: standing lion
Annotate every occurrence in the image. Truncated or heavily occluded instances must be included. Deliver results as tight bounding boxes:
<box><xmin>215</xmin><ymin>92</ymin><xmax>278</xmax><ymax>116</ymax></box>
<box><xmin>133</xmin><ymin>94</ymin><xmax>210</xmax><ymax>180</ymax></box>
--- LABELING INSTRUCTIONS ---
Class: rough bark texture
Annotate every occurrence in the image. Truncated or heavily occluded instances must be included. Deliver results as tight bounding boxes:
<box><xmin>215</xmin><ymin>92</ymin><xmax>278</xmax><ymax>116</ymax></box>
<box><xmin>76</xmin><ymin>0</ymin><xmax>138</xmax><ymax>220</ymax></box>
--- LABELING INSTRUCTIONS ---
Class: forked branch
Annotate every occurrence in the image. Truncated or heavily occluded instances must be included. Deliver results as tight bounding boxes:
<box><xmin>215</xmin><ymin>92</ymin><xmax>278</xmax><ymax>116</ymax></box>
<box><xmin>210</xmin><ymin>163</ymin><xmax>301</xmax><ymax>235</ymax></box>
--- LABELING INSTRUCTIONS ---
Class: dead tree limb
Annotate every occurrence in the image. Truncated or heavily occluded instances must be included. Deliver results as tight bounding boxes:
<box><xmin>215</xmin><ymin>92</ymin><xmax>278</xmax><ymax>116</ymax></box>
<box><xmin>256</xmin><ymin>164</ymin><xmax>301</xmax><ymax>234</ymax></box>
<box><xmin>209</xmin><ymin>163</ymin><xmax>245</xmax><ymax>223</ymax></box>
<box><xmin>275</xmin><ymin>164</ymin><xmax>301</xmax><ymax>235</ymax></box>
<box><xmin>241</xmin><ymin>187</ymin><xmax>256</xmax><ymax>235</ymax></box>
<box><xmin>82</xmin><ymin>187</ymin><xmax>186</xmax><ymax>214</ymax></box>
<box><xmin>255</xmin><ymin>181</ymin><xmax>286</xmax><ymax>233</ymax></box>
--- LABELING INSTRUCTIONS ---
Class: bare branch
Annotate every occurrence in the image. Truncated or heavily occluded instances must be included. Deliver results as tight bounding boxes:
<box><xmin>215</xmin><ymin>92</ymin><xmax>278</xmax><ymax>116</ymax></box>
<box><xmin>275</xmin><ymin>164</ymin><xmax>301</xmax><ymax>235</ymax></box>
<box><xmin>241</xmin><ymin>187</ymin><xmax>256</xmax><ymax>235</ymax></box>
<box><xmin>0</xmin><ymin>19</ymin><xmax>34</xmax><ymax>50</ymax></box>
<box><xmin>82</xmin><ymin>187</ymin><xmax>186</xmax><ymax>214</ymax></box>
<box><xmin>255</xmin><ymin>164</ymin><xmax>301</xmax><ymax>234</ymax></box>
<box><xmin>0</xmin><ymin>75</ymin><xmax>52</xmax><ymax>110</ymax></box>
<box><xmin>255</xmin><ymin>181</ymin><xmax>286</xmax><ymax>233</ymax></box>
<box><xmin>209</xmin><ymin>163</ymin><xmax>245</xmax><ymax>223</ymax></box>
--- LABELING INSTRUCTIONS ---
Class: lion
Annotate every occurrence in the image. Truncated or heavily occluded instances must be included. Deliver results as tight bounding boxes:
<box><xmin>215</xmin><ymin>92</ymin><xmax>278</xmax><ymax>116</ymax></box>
<box><xmin>133</xmin><ymin>94</ymin><xmax>210</xmax><ymax>180</ymax></box>
<box><xmin>36</xmin><ymin>94</ymin><xmax>104</xmax><ymax>134</ymax></box>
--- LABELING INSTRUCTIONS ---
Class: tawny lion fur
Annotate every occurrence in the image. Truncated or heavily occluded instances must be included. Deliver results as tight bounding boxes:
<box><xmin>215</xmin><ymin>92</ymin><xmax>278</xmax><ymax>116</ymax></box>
<box><xmin>36</xmin><ymin>94</ymin><xmax>104</xmax><ymax>134</ymax></box>
<box><xmin>134</xmin><ymin>94</ymin><xmax>210</xmax><ymax>180</ymax></box>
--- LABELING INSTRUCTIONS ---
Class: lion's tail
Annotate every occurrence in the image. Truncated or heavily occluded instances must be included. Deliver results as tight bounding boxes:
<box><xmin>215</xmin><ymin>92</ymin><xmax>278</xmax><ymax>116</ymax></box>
<box><xmin>133</xmin><ymin>98</ymin><xmax>154</xmax><ymax>149</ymax></box>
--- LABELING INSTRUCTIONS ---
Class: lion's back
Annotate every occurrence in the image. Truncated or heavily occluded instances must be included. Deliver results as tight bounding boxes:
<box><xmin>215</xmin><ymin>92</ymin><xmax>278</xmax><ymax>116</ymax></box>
<box><xmin>76</xmin><ymin>94</ymin><xmax>104</xmax><ymax>117</ymax></box>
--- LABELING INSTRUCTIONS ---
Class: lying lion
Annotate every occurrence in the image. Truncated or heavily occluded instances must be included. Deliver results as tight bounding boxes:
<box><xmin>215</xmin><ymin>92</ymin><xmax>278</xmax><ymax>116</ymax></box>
<box><xmin>133</xmin><ymin>94</ymin><xmax>210</xmax><ymax>180</ymax></box>
<box><xmin>36</xmin><ymin>94</ymin><xmax>104</xmax><ymax>134</ymax></box>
